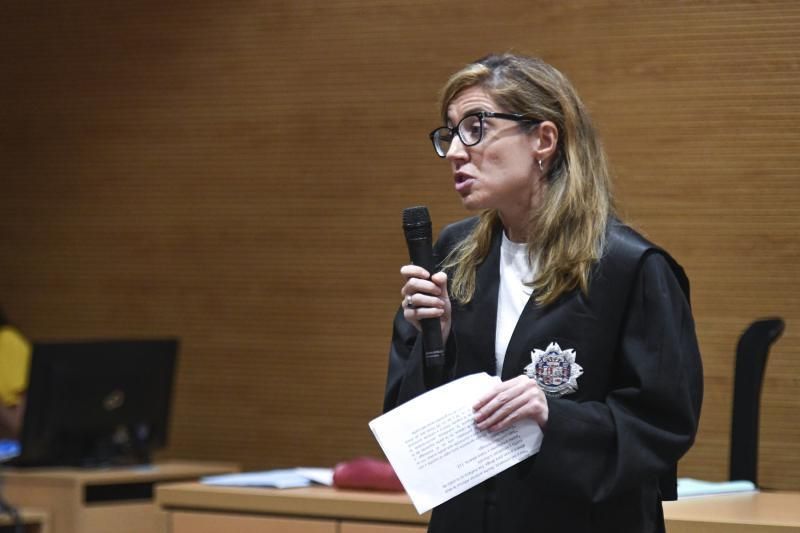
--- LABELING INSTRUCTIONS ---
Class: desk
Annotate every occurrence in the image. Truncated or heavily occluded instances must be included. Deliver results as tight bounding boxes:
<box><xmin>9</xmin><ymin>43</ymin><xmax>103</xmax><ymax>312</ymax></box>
<box><xmin>0</xmin><ymin>508</ymin><xmax>48</xmax><ymax>533</ymax></box>
<box><xmin>158</xmin><ymin>482</ymin><xmax>800</xmax><ymax>533</ymax></box>
<box><xmin>2</xmin><ymin>460</ymin><xmax>237</xmax><ymax>533</ymax></box>
<box><xmin>664</xmin><ymin>491</ymin><xmax>800</xmax><ymax>532</ymax></box>
<box><xmin>157</xmin><ymin>482</ymin><xmax>429</xmax><ymax>533</ymax></box>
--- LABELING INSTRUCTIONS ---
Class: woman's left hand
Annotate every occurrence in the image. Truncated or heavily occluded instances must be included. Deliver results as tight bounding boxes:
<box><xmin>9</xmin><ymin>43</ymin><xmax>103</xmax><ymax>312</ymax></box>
<box><xmin>473</xmin><ymin>375</ymin><xmax>549</xmax><ymax>431</ymax></box>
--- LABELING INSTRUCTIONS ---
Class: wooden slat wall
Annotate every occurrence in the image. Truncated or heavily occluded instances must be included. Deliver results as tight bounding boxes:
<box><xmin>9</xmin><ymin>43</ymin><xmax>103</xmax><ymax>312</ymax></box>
<box><xmin>1</xmin><ymin>1</ymin><xmax>798</xmax><ymax>488</ymax></box>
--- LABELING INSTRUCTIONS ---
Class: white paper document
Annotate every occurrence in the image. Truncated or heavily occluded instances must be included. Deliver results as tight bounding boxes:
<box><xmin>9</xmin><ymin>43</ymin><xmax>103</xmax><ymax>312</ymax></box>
<box><xmin>202</xmin><ymin>467</ymin><xmax>334</xmax><ymax>489</ymax></box>
<box><xmin>676</xmin><ymin>478</ymin><xmax>757</xmax><ymax>498</ymax></box>
<box><xmin>370</xmin><ymin>372</ymin><xmax>543</xmax><ymax>514</ymax></box>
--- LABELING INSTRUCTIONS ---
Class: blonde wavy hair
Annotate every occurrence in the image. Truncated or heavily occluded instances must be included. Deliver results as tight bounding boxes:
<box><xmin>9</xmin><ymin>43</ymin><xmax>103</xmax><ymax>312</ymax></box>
<box><xmin>440</xmin><ymin>54</ymin><xmax>615</xmax><ymax>307</ymax></box>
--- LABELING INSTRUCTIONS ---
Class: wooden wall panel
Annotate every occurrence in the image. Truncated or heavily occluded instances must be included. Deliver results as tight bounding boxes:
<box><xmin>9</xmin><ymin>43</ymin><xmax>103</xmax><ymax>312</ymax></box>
<box><xmin>1</xmin><ymin>1</ymin><xmax>798</xmax><ymax>489</ymax></box>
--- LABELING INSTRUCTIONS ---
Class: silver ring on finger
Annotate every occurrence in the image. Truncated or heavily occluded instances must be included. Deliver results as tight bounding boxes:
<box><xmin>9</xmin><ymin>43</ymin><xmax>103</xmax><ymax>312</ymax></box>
<box><xmin>406</xmin><ymin>295</ymin><xmax>414</xmax><ymax>309</ymax></box>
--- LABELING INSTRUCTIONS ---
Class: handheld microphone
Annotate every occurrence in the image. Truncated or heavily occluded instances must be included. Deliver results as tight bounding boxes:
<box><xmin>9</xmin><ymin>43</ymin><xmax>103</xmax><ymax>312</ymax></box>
<box><xmin>402</xmin><ymin>206</ymin><xmax>445</xmax><ymax>371</ymax></box>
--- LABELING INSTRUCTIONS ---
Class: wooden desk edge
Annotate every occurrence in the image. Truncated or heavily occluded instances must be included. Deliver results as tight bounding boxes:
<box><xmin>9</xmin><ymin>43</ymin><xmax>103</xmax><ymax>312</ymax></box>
<box><xmin>157</xmin><ymin>485</ymin><xmax>800</xmax><ymax>530</ymax></box>
<box><xmin>157</xmin><ymin>482</ymin><xmax>431</xmax><ymax>525</ymax></box>
<box><xmin>663</xmin><ymin>491</ymin><xmax>800</xmax><ymax>528</ymax></box>
<box><xmin>2</xmin><ymin>460</ymin><xmax>239</xmax><ymax>485</ymax></box>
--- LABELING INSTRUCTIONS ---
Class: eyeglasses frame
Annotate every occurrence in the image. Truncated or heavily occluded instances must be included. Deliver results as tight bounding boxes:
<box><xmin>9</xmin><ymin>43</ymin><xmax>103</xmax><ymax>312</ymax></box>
<box><xmin>429</xmin><ymin>111</ymin><xmax>542</xmax><ymax>158</ymax></box>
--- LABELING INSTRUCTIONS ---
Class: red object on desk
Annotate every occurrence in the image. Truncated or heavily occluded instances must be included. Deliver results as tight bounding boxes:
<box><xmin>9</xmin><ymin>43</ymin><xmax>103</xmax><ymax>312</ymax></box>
<box><xmin>332</xmin><ymin>457</ymin><xmax>404</xmax><ymax>492</ymax></box>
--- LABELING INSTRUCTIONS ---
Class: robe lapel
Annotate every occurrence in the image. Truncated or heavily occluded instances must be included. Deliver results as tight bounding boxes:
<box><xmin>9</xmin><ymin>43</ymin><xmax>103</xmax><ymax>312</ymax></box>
<box><xmin>501</xmin><ymin>294</ymin><xmax>544</xmax><ymax>380</ymax></box>
<box><xmin>453</xmin><ymin>228</ymin><xmax>502</xmax><ymax>377</ymax></box>
<box><xmin>501</xmin><ymin>280</ymin><xmax>586</xmax><ymax>380</ymax></box>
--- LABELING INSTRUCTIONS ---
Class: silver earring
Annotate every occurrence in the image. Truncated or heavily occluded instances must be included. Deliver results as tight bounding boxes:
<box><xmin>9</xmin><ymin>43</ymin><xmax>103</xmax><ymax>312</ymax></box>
<box><xmin>537</xmin><ymin>159</ymin><xmax>544</xmax><ymax>172</ymax></box>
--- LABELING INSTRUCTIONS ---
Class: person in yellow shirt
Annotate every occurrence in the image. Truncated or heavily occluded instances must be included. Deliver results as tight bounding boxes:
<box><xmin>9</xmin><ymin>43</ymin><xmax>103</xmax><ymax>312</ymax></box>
<box><xmin>0</xmin><ymin>309</ymin><xmax>31</xmax><ymax>439</ymax></box>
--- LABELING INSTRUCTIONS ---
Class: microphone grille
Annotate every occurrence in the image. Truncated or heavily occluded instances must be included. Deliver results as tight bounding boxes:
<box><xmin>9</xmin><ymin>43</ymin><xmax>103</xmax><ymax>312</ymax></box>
<box><xmin>402</xmin><ymin>206</ymin><xmax>432</xmax><ymax>240</ymax></box>
<box><xmin>402</xmin><ymin>206</ymin><xmax>431</xmax><ymax>227</ymax></box>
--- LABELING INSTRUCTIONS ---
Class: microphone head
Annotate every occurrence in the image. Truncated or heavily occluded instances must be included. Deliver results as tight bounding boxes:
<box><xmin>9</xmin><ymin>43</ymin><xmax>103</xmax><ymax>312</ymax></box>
<box><xmin>402</xmin><ymin>206</ymin><xmax>432</xmax><ymax>240</ymax></box>
<box><xmin>402</xmin><ymin>205</ymin><xmax>431</xmax><ymax>226</ymax></box>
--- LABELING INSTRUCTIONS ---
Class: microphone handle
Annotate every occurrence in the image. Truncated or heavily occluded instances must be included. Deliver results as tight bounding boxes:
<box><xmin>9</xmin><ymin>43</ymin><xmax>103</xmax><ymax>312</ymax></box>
<box><xmin>405</xmin><ymin>238</ymin><xmax>445</xmax><ymax>369</ymax></box>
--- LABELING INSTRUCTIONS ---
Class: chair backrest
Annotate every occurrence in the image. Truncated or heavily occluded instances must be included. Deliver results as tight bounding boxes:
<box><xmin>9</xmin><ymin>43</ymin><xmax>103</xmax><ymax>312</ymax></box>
<box><xmin>729</xmin><ymin>317</ymin><xmax>785</xmax><ymax>485</ymax></box>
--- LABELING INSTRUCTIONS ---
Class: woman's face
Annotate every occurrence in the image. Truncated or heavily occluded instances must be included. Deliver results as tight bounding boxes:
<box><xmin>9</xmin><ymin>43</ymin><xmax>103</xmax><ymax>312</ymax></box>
<box><xmin>444</xmin><ymin>86</ymin><xmax>544</xmax><ymax>221</ymax></box>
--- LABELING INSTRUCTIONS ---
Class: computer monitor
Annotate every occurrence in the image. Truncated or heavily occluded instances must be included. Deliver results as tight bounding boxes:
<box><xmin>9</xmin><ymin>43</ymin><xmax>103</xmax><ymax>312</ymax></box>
<box><xmin>12</xmin><ymin>338</ymin><xmax>178</xmax><ymax>467</ymax></box>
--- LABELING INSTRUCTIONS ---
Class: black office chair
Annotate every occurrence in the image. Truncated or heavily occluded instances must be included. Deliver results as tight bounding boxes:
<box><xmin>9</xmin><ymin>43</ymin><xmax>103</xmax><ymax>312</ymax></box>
<box><xmin>729</xmin><ymin>317</ymin><xmax>785</xmax><ymax>486</ymax></box>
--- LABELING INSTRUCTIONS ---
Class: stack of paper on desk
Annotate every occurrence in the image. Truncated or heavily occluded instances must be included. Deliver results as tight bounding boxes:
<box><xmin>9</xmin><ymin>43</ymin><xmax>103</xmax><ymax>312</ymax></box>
<box><xmin>370</xmin><ymin>372</ymin><xmax>543</xmax><ymax>514</ymax></box>
<box><xmin>676</xmin><ymin>478</ymin><xmax>757</xmax><ymax>498</ymax></box>
<box><xmin>202</xmin><ymin>467</ymin><xmax>333</xmax><ymax>489</ymax></box>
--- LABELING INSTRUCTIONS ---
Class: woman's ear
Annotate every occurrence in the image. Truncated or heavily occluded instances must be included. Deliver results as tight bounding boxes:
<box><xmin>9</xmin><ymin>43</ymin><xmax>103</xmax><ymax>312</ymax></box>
<box><xmin>531</xmin><ymin>121</ymin><xmax>558</xmax><ymax>162</ymax></box>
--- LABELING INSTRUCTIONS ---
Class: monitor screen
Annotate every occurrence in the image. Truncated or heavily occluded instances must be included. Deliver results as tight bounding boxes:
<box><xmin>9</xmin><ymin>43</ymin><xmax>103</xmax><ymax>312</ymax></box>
<box><xmin>12</xmin><ymin>338</ymin><xmax>178</xmax><ymax>467</ymax></box>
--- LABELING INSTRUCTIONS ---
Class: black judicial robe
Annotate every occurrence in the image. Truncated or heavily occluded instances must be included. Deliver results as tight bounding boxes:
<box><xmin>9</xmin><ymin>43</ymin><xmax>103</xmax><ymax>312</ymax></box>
<box><xmin>384</xmin><ymin>217</ymin><xmax>703</xmax><ymax>533</ymax></box>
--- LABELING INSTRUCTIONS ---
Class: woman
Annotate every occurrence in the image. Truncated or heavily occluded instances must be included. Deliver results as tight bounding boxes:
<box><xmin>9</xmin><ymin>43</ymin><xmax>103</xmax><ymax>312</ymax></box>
<box><xmin>384</xmin><ymin>54</ymin><xmax>703</xmax><ymax>533</ymax></box>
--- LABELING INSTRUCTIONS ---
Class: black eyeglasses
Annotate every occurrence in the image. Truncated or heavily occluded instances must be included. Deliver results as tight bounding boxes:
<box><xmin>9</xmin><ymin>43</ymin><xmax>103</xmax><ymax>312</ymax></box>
<box><xmin>429</xmin><ymin>111</ymin><xmax>542</xmax><ymax>158</ymax></box>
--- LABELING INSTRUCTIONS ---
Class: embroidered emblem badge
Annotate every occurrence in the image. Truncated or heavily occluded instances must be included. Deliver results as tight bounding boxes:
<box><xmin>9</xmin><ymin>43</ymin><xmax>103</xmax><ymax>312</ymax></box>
<box><xmin>523</xmin><ymin>342</ymin><xmax>583</xmax><ymax>397</ymax></box>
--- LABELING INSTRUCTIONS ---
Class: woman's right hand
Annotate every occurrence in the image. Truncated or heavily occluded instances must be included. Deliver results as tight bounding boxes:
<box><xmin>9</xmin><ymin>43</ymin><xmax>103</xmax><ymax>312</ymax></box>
<box><xmin>400</xmin><ymin>265</ymin><xmax>451</xmax><ymax>343</ymax></box>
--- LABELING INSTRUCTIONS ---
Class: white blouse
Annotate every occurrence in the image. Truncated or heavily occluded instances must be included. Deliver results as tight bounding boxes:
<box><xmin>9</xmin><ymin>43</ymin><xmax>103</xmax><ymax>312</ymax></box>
<box><xmin>494</xmin><ymin>232</ymin><xmax>537</xmax><ymax>376</ymax></box>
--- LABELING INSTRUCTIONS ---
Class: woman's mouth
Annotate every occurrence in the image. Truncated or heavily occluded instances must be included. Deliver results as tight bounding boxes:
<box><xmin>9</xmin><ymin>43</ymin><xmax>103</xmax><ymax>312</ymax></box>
<box><xmin>454</xmin><ymin>172</ymin><xmax>474</xmax><ymax>193</ymax></box>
